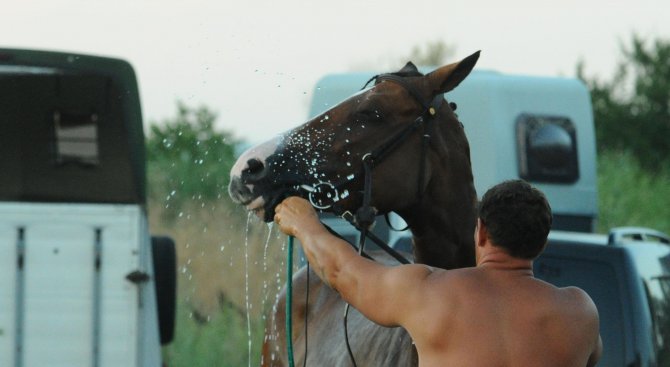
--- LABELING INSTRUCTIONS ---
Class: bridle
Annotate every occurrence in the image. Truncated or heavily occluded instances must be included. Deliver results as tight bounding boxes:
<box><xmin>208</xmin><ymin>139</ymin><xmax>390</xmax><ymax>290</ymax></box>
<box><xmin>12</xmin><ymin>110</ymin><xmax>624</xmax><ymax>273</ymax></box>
<box><xmin>299</xmin><ymin>73</ymin><xmax>446</xmax><ymax>230</ymax></box>
<box><xmin>290</xmin><ymin>73</ymin><xmax>450</xmax><ymax>366</ymax></box>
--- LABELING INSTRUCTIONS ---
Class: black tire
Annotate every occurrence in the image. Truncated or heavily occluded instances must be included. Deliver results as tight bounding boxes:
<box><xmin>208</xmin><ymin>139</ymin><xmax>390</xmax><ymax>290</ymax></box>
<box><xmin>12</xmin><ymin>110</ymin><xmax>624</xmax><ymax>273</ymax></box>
<box><xmin>151</xmin><ymin>236</ymin><xmax>177</xmax><ymax>345</ymax></box>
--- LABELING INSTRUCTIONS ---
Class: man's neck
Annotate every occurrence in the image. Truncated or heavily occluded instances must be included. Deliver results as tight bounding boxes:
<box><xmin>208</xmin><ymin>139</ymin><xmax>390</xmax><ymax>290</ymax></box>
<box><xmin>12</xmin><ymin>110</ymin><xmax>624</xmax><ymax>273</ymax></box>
<box><xmin>476</xmin><ymin>247</ymin><xmax>533</xmax><ymax>275</ymax></box>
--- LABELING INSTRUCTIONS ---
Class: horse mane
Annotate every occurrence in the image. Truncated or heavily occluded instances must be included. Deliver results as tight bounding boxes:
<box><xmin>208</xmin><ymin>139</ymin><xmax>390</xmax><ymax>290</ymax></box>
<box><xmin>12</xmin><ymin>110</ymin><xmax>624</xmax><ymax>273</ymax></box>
<box><xmin>361</xmin><ymin>61</ymin><xmax>424</xmax><ymax>89</ymax></box>
<box><xmin>393</xmin><ymin>61</ymin><xmax>423</xmax><ymax>77</ymax></box>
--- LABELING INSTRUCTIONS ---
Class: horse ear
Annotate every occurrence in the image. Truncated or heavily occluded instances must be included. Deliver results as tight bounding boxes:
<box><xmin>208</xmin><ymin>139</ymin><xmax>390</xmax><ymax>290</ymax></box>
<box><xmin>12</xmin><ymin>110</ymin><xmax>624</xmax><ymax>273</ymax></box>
<box><xmin>398</xmin><ymin>61</ymin><xmax>419</xmax><ymax>75</ymax></box>
<box><xmin>426</xmin><ymin>51</ymin><xmax>481</xmax><ymax>94</ymax></box>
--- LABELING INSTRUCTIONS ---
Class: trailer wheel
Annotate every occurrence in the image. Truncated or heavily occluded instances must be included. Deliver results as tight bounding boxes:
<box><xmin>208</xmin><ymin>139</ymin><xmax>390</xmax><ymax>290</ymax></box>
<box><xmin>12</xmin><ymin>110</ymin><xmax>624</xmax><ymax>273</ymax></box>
<box><xmin>151</xmin><ymin>236</ymin><xmax>176</xmax><ymax>345</ymax></box>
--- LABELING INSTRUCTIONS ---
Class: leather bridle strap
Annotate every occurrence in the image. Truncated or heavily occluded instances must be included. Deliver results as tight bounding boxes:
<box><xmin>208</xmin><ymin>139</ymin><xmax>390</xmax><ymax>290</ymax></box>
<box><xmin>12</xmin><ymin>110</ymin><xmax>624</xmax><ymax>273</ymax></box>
<box><xmin>329</xmin><ymin>205</ymin><xmax>411</xmax><ymax>264</ymax></box>
<box><xmin>357</xmin><ymin>92</ymin><xmax>443</xmax><ymax>207</ymax></box>
<box><xmin>376</xmin><ymin>74</ymin><xmax>431</xmax><ymax>110</ymax></box>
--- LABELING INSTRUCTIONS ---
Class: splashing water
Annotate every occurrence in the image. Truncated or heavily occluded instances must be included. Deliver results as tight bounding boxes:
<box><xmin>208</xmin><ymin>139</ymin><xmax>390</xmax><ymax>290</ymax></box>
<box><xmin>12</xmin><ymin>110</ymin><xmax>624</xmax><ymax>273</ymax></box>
<box><xmin>261</xmin><ymin>222</ymin><xmax>274</xmax><ymax>321</ymax></box>
<box><xmin>245</xmin><ymin>212</ymin><xmax>253</xmax><ymax>367</ymax></box>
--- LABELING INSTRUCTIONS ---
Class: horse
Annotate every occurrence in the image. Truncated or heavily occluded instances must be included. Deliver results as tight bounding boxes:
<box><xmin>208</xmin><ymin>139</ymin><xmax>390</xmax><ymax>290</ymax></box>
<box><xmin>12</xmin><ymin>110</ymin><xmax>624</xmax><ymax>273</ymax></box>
<box><xmin>229</xmin><ymin>51</ymin><xmax>480</xmax><ymax>366</ymax></box>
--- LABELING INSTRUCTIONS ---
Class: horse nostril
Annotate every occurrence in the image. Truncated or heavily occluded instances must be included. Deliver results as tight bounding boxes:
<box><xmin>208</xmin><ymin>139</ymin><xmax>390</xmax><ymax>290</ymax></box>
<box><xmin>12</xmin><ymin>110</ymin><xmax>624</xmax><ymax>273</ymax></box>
<box><xmin>244</xmin><ymin>158</ymin><xmax>265</xmax><ymax>177</ymax></box>
<box><xmin>228</xmin><ymin>177</ymin><xmax>251</xmax><ymax>202</ymax></box>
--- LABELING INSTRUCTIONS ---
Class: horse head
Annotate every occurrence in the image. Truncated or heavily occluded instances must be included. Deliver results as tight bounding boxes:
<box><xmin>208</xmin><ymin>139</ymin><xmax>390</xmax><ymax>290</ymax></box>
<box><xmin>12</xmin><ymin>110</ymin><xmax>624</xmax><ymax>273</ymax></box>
<box><xmin>229</xmin><ymin>52</ymin><xmax>480</xmax><ymax>268</ymax></box>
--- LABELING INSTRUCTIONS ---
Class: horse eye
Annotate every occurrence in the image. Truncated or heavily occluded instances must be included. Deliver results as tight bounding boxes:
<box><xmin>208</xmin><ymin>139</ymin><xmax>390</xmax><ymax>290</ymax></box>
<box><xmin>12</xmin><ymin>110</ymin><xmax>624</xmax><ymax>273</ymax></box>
<box><xmin>354</xmin><ymin>109</ymin><xmax>383</xmax><ymax>122</ymax></box>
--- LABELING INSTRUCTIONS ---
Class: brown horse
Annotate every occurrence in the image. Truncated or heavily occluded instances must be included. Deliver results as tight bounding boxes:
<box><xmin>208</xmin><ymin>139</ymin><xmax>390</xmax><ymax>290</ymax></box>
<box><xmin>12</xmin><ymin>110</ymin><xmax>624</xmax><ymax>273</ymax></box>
<box><xmin>229</xmin><ymin>52</ymin><xmax>480</xmax><ymax>366</ymax></box>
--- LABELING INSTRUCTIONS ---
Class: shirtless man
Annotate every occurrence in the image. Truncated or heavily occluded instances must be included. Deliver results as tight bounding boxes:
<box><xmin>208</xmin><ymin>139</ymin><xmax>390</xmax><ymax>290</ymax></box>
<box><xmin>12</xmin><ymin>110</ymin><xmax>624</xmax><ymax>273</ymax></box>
<box><xmin>274</xmin><ymin>179</ymin><xmax>602</xmax><ymax>367</ymax></box>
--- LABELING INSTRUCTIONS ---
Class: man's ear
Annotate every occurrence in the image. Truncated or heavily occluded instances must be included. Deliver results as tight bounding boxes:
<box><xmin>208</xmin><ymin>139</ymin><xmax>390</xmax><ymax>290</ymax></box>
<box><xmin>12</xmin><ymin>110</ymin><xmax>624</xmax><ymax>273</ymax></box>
<box><xmin>476</xmin><ymin>218</ymin><xmax>488</xmax><ymax>248</ymax></box>
<box><xmin>425</xmin><ymin>51</ymin><xmax>480</xmax><ymax>95</ymax></box>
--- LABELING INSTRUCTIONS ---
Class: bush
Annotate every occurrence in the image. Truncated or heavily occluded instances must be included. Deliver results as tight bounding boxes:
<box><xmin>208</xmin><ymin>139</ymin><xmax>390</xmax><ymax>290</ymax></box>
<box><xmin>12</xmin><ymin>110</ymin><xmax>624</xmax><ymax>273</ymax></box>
<box><xmin>597</xmin><ymin>150</ymin><xmax>670</xmax><ymax>235</ymax></box>
<box><xmin>579</xmin><ymin>35</ymin><xmax>670</xmax><ymax>172</ymax></box>
<box><xmin>146</xmin><ymin>102</ymin><xmax>240</xmax><ymax>218</ymax></box>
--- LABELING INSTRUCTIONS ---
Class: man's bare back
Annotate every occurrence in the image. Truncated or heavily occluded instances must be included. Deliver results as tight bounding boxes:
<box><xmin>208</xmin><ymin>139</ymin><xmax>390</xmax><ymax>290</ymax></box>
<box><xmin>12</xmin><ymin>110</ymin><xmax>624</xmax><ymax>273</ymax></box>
<box><xmin>403</xmin><ymin>266</ymin><xmax>601</xmax><ymax>367</ymax></box>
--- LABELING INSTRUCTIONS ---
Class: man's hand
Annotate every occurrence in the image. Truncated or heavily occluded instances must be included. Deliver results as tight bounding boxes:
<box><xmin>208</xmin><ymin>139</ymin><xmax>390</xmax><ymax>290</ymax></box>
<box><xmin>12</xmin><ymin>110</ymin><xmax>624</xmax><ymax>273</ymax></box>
<box><xmin>273</xmin><ymin>196</ymin><xmax>322</xmax><ymax>238</ymax></box>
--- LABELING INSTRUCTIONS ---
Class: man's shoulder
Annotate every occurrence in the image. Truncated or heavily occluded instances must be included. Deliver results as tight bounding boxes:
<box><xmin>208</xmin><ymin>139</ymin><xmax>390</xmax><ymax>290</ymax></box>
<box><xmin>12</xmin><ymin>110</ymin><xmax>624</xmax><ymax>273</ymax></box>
<box><xmin>549</xmin><ymin>284</ymin><xmax>594</xmax><ymax>304</ymax></box>
<box><xmin>561</xmin><ymin>286</ymin><xmax>598</xmax><ymax>311</ymax></box>
<box><xmin>541</xmin><ymin>284</ymin><xmax>599</xmax><ymax>321</ymax></box>
<box><xmin>529</xmin><ymin>276</ymin><xmax>592</xmax><ymax>300</ymax></box>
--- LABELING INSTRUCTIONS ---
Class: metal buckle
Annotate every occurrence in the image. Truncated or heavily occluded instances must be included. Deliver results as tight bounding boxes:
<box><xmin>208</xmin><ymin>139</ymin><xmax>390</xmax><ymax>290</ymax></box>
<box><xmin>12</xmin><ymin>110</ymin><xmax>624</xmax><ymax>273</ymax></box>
<box><xmin>301</xmin><ymin>182</ymin><xmax>349</xmax><ymax>210</ymax></box>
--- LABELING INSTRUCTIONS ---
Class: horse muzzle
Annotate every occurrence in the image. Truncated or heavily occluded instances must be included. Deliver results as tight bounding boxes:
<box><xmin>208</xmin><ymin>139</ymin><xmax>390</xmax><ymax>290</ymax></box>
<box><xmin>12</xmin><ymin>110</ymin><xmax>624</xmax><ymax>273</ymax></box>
<box><xmin>229</xmin><ymin>171</ymin><xmax>306</xmax><ymax>222</ymax></box>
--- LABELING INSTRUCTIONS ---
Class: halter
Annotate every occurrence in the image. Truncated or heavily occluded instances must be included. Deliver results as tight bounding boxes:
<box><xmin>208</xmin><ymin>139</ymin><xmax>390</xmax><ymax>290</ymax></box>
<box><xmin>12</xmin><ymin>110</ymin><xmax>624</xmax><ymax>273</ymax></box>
<box><xmin>293</xmin><ymin>73</ymin><xmax>448</xmax><ymax>367</ymax></box>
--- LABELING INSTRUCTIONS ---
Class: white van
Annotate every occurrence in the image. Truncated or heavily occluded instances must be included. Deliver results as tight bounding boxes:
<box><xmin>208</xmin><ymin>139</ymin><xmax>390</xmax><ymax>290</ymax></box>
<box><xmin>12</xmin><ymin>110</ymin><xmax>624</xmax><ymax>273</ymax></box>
<box><xmin>0</xmin><ymin>49</ymin><xmax>175</xmax><ymax>367</ymax></box>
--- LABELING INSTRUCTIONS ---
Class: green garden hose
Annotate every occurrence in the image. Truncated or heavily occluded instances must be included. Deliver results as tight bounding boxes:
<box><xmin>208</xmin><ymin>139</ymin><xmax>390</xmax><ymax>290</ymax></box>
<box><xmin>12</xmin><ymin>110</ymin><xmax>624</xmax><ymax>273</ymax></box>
<box><xmin>286</xmin><ymin>235</ymin><xmax>295</xmax><ymax>367</ymax></box>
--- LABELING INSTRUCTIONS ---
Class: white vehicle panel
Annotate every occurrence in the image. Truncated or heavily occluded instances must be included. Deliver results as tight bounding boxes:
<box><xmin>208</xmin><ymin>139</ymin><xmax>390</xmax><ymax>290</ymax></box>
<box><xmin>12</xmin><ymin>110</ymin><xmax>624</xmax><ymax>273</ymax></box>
<box><xmin>0</xmin><ymin>203</ymin><xmax>144</xmax><ymax>367</ymax></box>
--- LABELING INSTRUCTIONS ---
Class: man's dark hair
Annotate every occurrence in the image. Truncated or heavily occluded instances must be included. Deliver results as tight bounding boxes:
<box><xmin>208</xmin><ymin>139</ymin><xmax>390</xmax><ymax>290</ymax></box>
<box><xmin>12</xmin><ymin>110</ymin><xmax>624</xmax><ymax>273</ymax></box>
<box><xmin>478</xmin><ymin>180</ymin><xmax>552</xmax><ymax>259</ymax></box>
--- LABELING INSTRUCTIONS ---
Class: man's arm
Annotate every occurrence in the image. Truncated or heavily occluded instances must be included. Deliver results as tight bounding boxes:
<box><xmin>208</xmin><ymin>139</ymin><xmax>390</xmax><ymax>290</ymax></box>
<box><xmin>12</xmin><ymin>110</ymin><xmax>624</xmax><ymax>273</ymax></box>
<box><xmin>570</xmin><ymin>287</ymin><xmax>602</xmax><ymax>367</ymax></box>
<box><xmin>274</xmin><ymin>197</ymin><xmax>433</xmax><ymax>327</ymax></box>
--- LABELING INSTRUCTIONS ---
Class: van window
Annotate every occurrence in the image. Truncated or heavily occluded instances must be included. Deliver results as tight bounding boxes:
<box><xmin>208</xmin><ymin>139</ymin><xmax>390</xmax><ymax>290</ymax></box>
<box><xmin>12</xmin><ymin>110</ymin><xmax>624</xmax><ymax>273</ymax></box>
<box><xmin>646</xmin><ymin>276</ymin><xmax>670</xmax><ymax>365</ymax></box>
<box><xmin>534</xmin><ymin>256</ymin><xmax>624</xmax><ymax>366</ymax></box>
<box><xmin>53</xmin><ymin>111</ymin><xmax>100</xmax><ymax>166</ymax></box>
<box><xmin>516</xmin><ymin>114</ymin><xmax>578</xmax><ymax>183</ymax></box>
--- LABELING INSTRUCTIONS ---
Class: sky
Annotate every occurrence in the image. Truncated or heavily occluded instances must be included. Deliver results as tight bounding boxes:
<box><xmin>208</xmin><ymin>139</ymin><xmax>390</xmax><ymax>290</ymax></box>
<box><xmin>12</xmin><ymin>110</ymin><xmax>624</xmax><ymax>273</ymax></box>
<box><xmin>3</xmin><ymin>0</ymin><xmax>669</xmax><ymax>144</ymax></box>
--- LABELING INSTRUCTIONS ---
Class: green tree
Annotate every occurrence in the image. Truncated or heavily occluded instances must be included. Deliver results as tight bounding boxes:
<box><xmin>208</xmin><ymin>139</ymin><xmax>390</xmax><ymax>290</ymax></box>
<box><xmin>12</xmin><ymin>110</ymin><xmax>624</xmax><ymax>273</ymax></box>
<box><xmin>146</xmin><ymin>101</ymin><xmax>240</xmax><ymax>214</ymax></box>
<box><xmin>578</xmin><ymin>35</ymin><xmax>670</xmax><ymax>172</ymax></box>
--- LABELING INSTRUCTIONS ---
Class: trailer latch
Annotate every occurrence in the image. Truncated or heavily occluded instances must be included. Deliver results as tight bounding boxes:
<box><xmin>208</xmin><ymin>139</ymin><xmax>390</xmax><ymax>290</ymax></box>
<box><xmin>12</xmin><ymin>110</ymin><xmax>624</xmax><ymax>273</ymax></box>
<box><xmin>125</xmin><ymin>270</ymin><xmax>151</xmax><ymax>284</ymax></box>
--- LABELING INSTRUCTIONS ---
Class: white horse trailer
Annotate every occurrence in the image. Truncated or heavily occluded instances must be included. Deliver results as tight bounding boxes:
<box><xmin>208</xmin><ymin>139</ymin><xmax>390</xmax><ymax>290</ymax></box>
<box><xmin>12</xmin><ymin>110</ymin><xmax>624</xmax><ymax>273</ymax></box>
<box><xmin>0</xmin><ymin>49</ymin><xmax>176</xmax><ymax>367</ymax></box>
